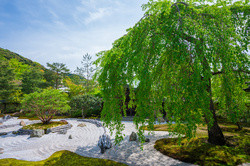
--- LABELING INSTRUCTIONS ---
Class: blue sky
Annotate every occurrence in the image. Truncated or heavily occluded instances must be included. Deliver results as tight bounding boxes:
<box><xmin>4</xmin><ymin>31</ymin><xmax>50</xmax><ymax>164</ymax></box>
<box><xmin>0</xmin><ymin>0</ymin><xmax>147</xmax><ymax>72</ymax></box>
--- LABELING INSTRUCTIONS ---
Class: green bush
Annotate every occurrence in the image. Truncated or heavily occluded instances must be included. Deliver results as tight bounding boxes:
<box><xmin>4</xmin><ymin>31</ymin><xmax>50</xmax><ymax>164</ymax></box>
<box><xmin>21</xmin><ymin>89</ymin><xmax>70</xmax><ymax>124</ymax></box>
<box><xmin>69</xmin><ymin>94</ymin><xmax>102</xmax><ymax>118</ymax></box>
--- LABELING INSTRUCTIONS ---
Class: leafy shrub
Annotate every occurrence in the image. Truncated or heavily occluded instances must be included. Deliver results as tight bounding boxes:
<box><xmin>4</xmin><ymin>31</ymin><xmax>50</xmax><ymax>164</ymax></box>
<box><xmin>69</xmin><ymin>94</ymin><xmax>102</xmax><ymax>118</ymax></box>
<box><xmin>21</xmin><ymin>89</ymin><xmax>70</xmax><ymax>124</ymax></box>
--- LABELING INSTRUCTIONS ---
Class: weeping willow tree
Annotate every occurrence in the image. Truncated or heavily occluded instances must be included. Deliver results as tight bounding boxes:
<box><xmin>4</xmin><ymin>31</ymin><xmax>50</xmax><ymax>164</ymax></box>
<box><xmin>95</xmin><ymin>0</ymin><xmax>249</xmax><ymax>146</ymax></box>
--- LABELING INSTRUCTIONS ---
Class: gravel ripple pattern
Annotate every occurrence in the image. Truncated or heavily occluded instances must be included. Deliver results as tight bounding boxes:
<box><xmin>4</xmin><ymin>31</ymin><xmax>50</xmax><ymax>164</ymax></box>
<box><xmin>0</xmin><ymin>118</ymin><xmax>194</xmax><ymax>166</ymax></box>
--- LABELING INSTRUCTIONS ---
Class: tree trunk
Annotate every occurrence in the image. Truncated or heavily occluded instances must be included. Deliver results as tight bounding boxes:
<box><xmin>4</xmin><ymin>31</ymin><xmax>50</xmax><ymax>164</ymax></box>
<box><xmin>206</xmin><ymin>79</ymin><xmax>226</xmax><ymax>145</ymax></box>
<box><xmin>236</xmin><ymin>122</ymin><xmax>242</xmax><ymax>131</ymax></box>
<box><xmin>206</xmin><ymin>108</ymin><xmax>226</xmax><ymax>145</ymax></box>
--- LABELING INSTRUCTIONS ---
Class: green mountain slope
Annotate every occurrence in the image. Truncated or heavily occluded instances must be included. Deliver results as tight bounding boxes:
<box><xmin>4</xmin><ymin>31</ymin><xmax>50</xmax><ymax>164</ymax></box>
<box><xmin>0</xmin><ymin>48</ymin><xmax>46</xmax><ymax>71</ymax></box>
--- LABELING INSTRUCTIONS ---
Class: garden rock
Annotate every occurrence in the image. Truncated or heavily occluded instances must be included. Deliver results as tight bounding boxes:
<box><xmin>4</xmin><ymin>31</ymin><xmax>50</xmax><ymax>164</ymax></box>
<box><xmin>129</xmin><ymin>132</ymin><xmax>137</xmax><ymax>141</ymax></box>
<box><xmin>58</xmin><ymin>129</ymin><xmax>67</xmax><ymax>134</ymax></box>
<box><xmin>77</xmin><ymin>123</ymin><xmax>86</xmax><ymax>127</ymax></box>
<box><xmin>0</xmin><ymin>132</ymin><xmax>7</xmax><ymax>136</ymax></box>
<box><xmin>47</xmin><ymin>124</ymin><xmax>72</xmax><ymax>134</ymax></box>
<box><xmin>77</xmin><ymin>119</ymin><xmax>103</xmax><ymax>128</ymax></box>
<box><xmin>60</xmin><ymin>120</ymin><xmax>68</xmax><ymax>123</ymax></box>
<box><xmin>17</xmin><ymin>129</ymin><xmax>33</xmax><ymax>135</ymax></box>
<box><xmin>12</xmin><ymin>131</ymin><xmax>18</xmax><ymax>134</ymax></box>
<box><xmin>30</xmin><ymin>129</ymin><xmax>44</xmax><ymax>137</ymax></box>
<box><xmin>3</xmin><ymin>115</ymin><xmax>12</xmax><ymax>120</ymax></box>
<box><xmin>98</xmin><ymin>134</ymin><xmax>112</xmax><ymax>154</ymax></box>
<box><xmin>20</xmin><ymin>120</ymin><xmax>26</xmax><ymax>126</ymax></box>
<box><xmin>69</xmin><ymin>135</ymin><xmax>72</xmax><ymax>139</ymax></box>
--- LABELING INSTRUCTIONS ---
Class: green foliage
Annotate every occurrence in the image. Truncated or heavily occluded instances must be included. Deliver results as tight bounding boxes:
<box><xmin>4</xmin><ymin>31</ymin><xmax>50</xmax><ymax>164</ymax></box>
<box><xmin>43</xmin><ymin>69</ymin><xmax>56</xmax><ymax>88</ymax></box>
<box><xmin>0</xmin><ymin>57</ymin><xmax>18</xmax><ymax>102</ymax></box>
<box><xmin>64</xmin><ymin>77</ymin><xmax>85</xmax><ymax>98</ymax></box>
<box><xmin>69</xmin><ymin>94</ymin><xmax>102</xmax><ymax>118</ymax></box>
<box><xmin>154</xmin><ymin>136</ymin><xmax>249</xmax><ymax>166</ymax></box>
<box><xmin>47</xmin><ymin>62</ymin><xmax>70</xmax><ymax>89</ymax></box>
<box><xmin>75</xmin><ymin>53</ymin><xmax>97</xmax><ymax>94</ymax></box>
<box><xmin>0</xmin><ymin>150</ymin><xmax>127</xmax><ymax>166</ymax></box>
<box><xmin>95</xmin><ymin>0</ymin><xmax>250</xmax><ymax>144</ymax></box>
<box><xmin>0</xmin><ymin>48</ymin><xmax>47</xmax><ymax>71</ymax></box>
<box><xmin>21</xmin><ymin>89</ymin><xmax>70</xmax><ymax>124</ymax></box>
<box><xmin>21</xmin><ymin>68</ymin><xmax>45</xmax><ymax>94</ymax></box>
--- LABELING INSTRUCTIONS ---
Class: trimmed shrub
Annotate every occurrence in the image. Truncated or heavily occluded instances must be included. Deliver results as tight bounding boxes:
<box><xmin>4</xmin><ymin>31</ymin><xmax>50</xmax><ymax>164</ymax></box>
<box><xmin>69</xmin><ymin>94</ymin><xmax>102</xmax><ymax>118</ymax></box>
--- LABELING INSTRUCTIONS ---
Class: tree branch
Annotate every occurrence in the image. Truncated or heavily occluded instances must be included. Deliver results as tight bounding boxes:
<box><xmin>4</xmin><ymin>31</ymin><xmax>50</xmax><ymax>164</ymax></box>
<box><xmin>212</xmin><ymin>69</ymin><xmax>250</xmax><ymax>75</ymax></box>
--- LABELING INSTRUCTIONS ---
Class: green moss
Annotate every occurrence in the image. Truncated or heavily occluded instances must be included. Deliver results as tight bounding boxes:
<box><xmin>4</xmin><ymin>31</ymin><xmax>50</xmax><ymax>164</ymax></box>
<box><xmin>144</xmin><ymin>122</ymin><xmax>249</xmax><ymax>165</ymax></box>
<box><xmin>154</xmin><ymin>136</ymin><xmax>249</xmax><ymax>166</ymax></box>
<box><xmin>0</xmin><ymin>150</ymin><xmax>127</xmax><ymax>166</ymax></box>
<box><xmin>23</xmin><ymin>121</ymin><xmax>68</xmax><ymax>130</ymax></box>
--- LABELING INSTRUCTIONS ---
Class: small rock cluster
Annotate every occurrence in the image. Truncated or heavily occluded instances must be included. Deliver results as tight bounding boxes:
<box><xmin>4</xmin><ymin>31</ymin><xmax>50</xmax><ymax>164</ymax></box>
<box><xmin>30</xmin><ymin>129</ymin><xmax>44</xmax><ymax>137</ymax></box>
<box><xmin>129</xmin><ymin>132</ymin><xmax>150</xmax><ymax>142</ymax></box>
<box><xmin>0</xmin><ymin>132</ymin><xmax>7</xmax><ymax>136</ymax></box>
<box><xmin>77</xmin><ymin>119</ymin><xmax>103</xmax><ymax>128</ymax></box>
<box><xmin>98</xmin><ymin>134</ymin><xmax>112</xmax><ymax>154</ymax></box>
<box><xmin>77</xmin><ymin>123</ymin><xmax>86</xmax><ymax>127</ymax></box>
<box><xmin>46</xmin><ymin>123</ymin><xmax>72</xmax><ymax>135</ymax></box>
<box><xmin>13</xmin><ymin>123</ymin><xmax>72</xmax><ymax>137</ymax></box>
<box><xmin>0</xmin><ymin>115</ymin><xmax>12</xmax><ymax>124</ymax></box>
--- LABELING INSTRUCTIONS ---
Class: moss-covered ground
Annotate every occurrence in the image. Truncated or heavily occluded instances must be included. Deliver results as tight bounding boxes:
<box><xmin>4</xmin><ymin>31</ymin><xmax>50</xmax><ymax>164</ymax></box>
<box><xmin>0</xmin><ymin>150</ymin><xmax>127</xmax><ymax>166</ymax></box>
<box><xmin>142</xmin><ymin>122</ymin><xmax>249</xmax><ymax>165</ymax></box>
<box><xmin>23</xmin><ymin>121</ymin><xmax>68</xmax><ymax>130</ymax></box>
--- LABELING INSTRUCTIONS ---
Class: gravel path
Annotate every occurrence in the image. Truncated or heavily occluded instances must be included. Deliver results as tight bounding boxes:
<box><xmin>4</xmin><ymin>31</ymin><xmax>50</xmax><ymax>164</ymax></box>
<box><xmin>0</xmin><ymin>118</ymin><xmax>194</xmax><ymax>166</ymax></box>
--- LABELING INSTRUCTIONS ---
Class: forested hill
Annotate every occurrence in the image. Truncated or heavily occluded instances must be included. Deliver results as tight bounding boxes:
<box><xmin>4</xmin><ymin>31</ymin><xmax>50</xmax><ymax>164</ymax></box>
<box><xmin>0</xmin><ymin>48</ymin><xmax>47</xmax><ymax>71</ymax></box>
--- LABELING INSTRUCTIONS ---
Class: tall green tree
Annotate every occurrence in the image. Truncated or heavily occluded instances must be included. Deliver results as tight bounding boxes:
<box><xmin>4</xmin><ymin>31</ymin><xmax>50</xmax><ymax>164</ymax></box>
<box><xmin>75</xmin><ymin>53</ymin><xmax>96</xmax><ymax>93</ymax></box>
<box><xmin>95</xmin><ymin>0</ymin><xmax>250</xmax><ymax>145</ymax></box>
<box><xmin>46</xmin><ymin>62</ymin><xmax>70</xmax><ymax>89</ymax></box>
<box><xmin>21</xmin><ymin>68</ymin><xmax>44</xmax><ymax>94</ymax></box>
<box><xmin>0</xmin><ymin>57</ymin><xmax>18</xmax><ymax>103</ymax></box>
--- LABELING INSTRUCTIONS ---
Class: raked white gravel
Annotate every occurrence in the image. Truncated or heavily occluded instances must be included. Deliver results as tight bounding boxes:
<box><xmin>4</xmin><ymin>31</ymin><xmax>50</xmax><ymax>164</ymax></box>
<box><xmin>0</xmin><ymin>117</ymin><xmax>194</xmax><ymax>166</ymax></box>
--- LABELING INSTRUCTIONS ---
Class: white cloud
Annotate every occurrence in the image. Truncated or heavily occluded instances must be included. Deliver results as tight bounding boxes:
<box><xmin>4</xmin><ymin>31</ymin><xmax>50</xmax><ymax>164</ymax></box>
<box><xmin>0</xmin><ymin>0</ymin><xmax>146</xmax><ymax>72</ymax></box>
<box><xmin>84</xmin><ymin>8</ymin><xmax>111</xmax><ymax>24</ymax></box>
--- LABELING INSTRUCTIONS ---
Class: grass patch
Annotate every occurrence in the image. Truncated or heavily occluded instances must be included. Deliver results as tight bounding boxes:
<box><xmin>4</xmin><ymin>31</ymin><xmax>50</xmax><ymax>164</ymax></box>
<box><xmin>141</xmin><ymin>123</ymin><xmax>250</xmax><ymax>137</ymax></box>
<box><xmin>23</xmin><ymin>121</ymin><xmax>68</xmax><ymax>130</ymax></box>
<box><xmin>142</xmin><ymin>123</ymin><xmax>250</xmax><ymax>165</ymax></box>
<box><xmin>0</xmin><ymin>150</ymin><xmax>127</xmax><ymax>166</ymax></box>
<box><xmin>154</xmin><ymin>136</ymin><xmax>249</xmax><ymax>166</ymax></box>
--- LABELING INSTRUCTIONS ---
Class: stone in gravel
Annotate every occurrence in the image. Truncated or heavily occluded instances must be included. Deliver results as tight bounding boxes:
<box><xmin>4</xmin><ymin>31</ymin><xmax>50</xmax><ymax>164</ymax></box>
<box><xmin>129</xmin><ymin>132</ymin><xmax>137</xmax><ymax>141</ymax></box>
<box><xmin>60</xmin><ymin>120</ymin><xmax>68</xmax><ymax>123</ymax></box>
<box><xmin>20</xmin><ymin>120</ymin><xmax>26</xmax><ymax>126</ymax></box>
<box><xmin>98</xmin><ymin>134</ymin><xmax>112</xmax><ymax>154</ymax></box>
<box><xmin>3</xmin><ymin>115</ymin><xmax>11</xmax><ymax>120</ymax></box>
<box><xmin>0</xmin><ymin>132</ymin><xmax>7</xmax><ymax>136</ymax></box>
<box><xmin>12</xmin><ymin>131</ymin><xmax>18</xmax><ymax>134</ymax></box>
<box><xmin>77</xmin><ymin>123</ymin><xmax>86</xmax><ymax>127</ymax></box>
<box><xmin>0</xmin><ymin>123</ymin><xmax>2</xmax><ymax>125</ymax></box>
<box><xmin>145</xmin><ymin>138</ymin><xmax>150</xmax><ymax>142</ymax></box>
<box><xmin>45</xmin><ymin>129</ymin><xmax>52</xmax><ymax>134</ymax></box>
<box><xmin>58</xmin><ymin>129</ymin><xmax>67</xmax><ymax>134</ymax></box>
<box><xmin>68</xmin><ymin>135</ymin><xmax>72</xmax><ymax>139</ymax></box>
<box><xmin>30</xmin><ymin>129</ymin><xmax>44</xmax><ymax>137</ymax></box>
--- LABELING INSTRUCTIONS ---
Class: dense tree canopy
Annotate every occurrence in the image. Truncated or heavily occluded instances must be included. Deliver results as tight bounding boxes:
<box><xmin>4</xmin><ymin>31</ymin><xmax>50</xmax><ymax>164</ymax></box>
<box><xmin>0</xmin><ymin>57</ymin><xmax>18</xmax><ymax>102</ymax></box>
<box><xmin>47</xmin><ymin>62</ymin><xmax>70</xmax><ymax>89</ymax></box>
<box><xmin>21</xmin><ymin>89</ymin><xmax>70</xmax><ymax>124</ymax></box>
<box><xmin>95</xmin><ymin>0</ymin><xmax>249</xmax><ymax>145</ymax></box>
